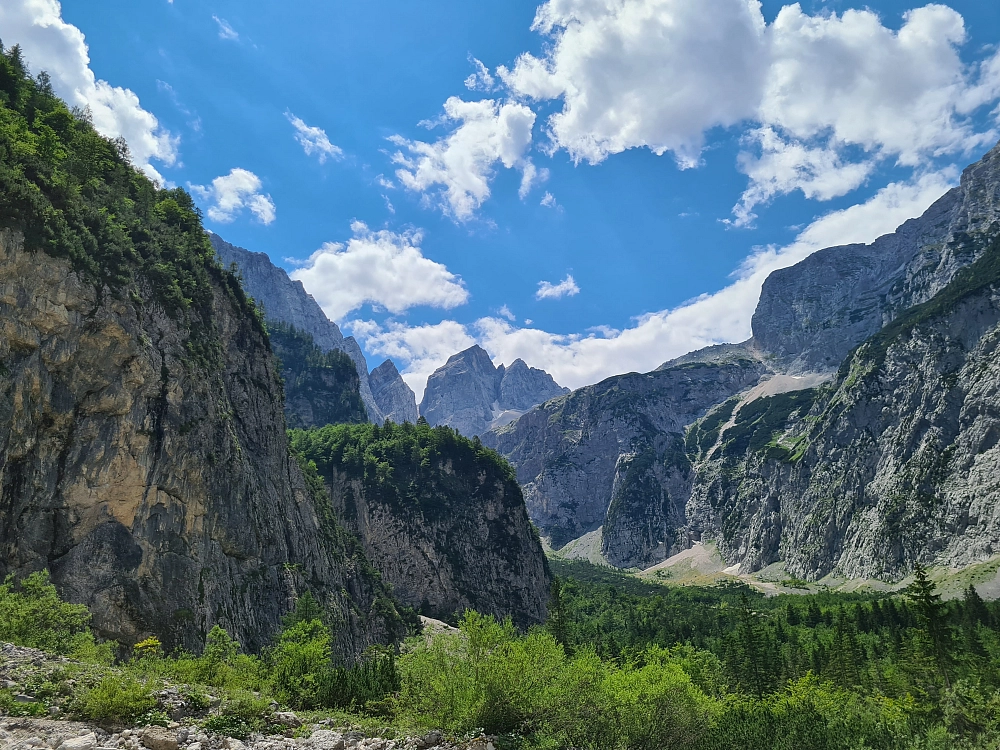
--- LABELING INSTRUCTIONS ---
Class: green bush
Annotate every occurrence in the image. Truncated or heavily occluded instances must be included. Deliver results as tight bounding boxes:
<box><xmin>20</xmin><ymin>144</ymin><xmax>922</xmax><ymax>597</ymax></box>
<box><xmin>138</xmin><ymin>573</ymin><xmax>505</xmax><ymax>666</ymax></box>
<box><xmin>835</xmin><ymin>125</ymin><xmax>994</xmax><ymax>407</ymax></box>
<box><xmin>77</xmin><ymin>672</ymin><xmax>159</xmax><ymax>725</ymax></box>
<box><xmin>203</xmin><ymin>690</ymin><xmax>273</xmax><ymax>740</ymax></box>
<box><xmin>0</xmin><ymin>571</ymin><xmax>108</xmax><ymax>659</ymax></box>
<box><xmin>268</xmin><ymin>618</ymin><xmax>333</xmax><ymax>709</ymax></box>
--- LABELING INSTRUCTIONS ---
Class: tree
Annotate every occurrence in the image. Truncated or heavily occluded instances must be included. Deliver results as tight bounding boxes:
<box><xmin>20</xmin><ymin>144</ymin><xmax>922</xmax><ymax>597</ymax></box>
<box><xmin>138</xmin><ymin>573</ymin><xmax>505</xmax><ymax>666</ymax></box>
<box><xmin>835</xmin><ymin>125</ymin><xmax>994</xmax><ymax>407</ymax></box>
<box><xmin>545</xmin><ymin>578</ymin><xmax>570</xmax><ymax>653</ymax></box>
<box><xmin>906</xmin><ymin>563</ymin><xmax>954</xmax><ymax>689</ymax></box>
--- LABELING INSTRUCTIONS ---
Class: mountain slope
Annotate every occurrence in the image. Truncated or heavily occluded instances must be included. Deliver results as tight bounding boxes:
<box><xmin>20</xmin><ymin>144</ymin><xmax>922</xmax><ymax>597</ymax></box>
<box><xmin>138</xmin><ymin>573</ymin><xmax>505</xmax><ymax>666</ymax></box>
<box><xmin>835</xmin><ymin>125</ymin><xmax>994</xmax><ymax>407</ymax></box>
<box><xmin>369</xmin><ymin>359</ymin><xmax>418</xmax><ymax>425</ymax></box>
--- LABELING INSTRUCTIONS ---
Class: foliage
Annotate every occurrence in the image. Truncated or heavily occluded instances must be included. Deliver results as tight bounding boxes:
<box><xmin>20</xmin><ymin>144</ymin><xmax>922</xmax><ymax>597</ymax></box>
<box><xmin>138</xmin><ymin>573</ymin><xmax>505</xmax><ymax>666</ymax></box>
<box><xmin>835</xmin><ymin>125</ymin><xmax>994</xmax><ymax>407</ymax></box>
<box><xmin>270</xmin><ymin>322</ymin><xmax>367</xmax><ymax>427</ymax></box>
<box><xmin>0</xmin><ymin>571</ymin><xmax>107</xmax><ymax>659</ymax></box>
<box><xmin>0</xmin><ymin>42</ymin><xmax>262</xmax><ymax>363</ymax></box>
<box><xmin>289</xmin><ymin>419</ymin><xmax>517</xmax><ymax>518</ymax></box>
<box><xmin>77</xmin><ymin>672</ymin><xmax>158</xmax><ymax>726</ymax></box>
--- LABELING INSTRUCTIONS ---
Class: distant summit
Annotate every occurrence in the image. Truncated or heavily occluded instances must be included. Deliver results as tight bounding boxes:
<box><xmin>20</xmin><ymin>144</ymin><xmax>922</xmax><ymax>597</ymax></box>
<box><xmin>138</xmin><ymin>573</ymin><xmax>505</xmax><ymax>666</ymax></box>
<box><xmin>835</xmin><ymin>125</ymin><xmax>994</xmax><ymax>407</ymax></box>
<box><xmin>419</xmin><ymin>345</ymin><xmax>568</xmax><ymax>437</ymax></box>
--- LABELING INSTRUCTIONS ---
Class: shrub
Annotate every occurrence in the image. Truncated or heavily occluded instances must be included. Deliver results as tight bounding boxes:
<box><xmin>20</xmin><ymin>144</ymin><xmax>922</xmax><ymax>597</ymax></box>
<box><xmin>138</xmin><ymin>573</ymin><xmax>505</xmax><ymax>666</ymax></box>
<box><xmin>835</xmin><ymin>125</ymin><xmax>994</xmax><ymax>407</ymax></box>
<box><xmin>0</xmin><ymin>571</ymin><xmax>103</xmax><ymax>658</ymax></box>
<box><xmin>269</xmin><ymin>618</ymin><xmax>332</xmax><ymax>709</ymax></box>
<box><xmin>77</xmin><ymin>672</ymin><xmax>158</xmax><ymax>725</ymax></box>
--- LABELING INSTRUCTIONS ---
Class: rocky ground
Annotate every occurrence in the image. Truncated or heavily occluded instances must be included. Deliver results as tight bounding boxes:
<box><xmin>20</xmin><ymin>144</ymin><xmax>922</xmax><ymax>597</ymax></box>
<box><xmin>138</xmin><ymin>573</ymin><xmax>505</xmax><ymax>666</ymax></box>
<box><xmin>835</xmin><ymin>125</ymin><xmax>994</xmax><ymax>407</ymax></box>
<box><xmin>0</xmin><ymin>644</ymin><xmax>493</xmax><ymax>750</ymax></box>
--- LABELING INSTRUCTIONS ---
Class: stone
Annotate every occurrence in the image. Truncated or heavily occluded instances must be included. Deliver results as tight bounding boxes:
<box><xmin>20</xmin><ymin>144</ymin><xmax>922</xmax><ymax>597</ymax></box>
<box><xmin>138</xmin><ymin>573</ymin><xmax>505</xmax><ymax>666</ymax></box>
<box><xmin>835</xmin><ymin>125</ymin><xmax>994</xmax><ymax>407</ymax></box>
<box><xmin>273</xmin><ymin>711</ymin><xmax>302</xmax><ymax>727</ymax></box>
<box><xmin>61</xmin><ymin>735</ymin><xmax>97</xmax><ymax>750</ymax></box>
<box><xmin>140</xmin><ymin>727</ymin><xmax>178</xmax><ymax>750</ymax></box>
<box><xmin>369</xmin><ymin>359</ymin><xmax>418</xmax><ymax>425</ymax></box>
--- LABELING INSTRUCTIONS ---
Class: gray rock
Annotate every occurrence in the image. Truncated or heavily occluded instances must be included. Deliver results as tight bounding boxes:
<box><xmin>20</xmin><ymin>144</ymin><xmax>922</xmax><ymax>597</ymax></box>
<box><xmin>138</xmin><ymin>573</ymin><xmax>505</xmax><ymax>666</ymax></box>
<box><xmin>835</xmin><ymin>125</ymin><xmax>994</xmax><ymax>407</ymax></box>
<box><xmin>420</xmin><ymin>346</ymin><xmax>568</xmax><ymax>437</ymax></box>
<box><xmin>209</xmin><ymin>233</ymin><xmax>395</xmax><ymax>424</ymax></box>
<box><xmin>61</xmin><ymin>736</ymin><xmax>97</xmax><ymax>750</ymax></box>
<box><xmin>369</xmin><ymin>360</ymin><xmax>418</xmax><ymax>424</ymax></box>
<box><xmin>0</xmin><ymin>230</ymin><xmax>399</xmax><ymax>656</ymax></box>
<box><xmin>140</xmin><ymin>727</ymin><xmax>178</xmax><ymax>750</ymax></box>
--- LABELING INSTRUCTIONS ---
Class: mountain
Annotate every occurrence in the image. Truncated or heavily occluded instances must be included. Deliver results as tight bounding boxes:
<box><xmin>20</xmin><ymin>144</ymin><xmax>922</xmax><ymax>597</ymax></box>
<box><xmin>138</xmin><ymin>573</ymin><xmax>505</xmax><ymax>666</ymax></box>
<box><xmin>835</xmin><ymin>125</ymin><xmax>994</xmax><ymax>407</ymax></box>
<box><xmin>369</xmin><ymin>359</ymin><xmax>419</xmax><ymax>425</ymax></box>
<box><xmin>209</xmin><ymin>234</ymin><xmax>418</xmax><ymax>426</ymax></box>
<box><xmin>488</xmin><ymin>140</ymin><xmax>1000</xmax><ymax>579</ymax></box>
<box><xmin>420</xmin><ymin>345</ymin><xmax>569</xmax><ymax>437</ymax></box>
<box><xmin>0</xmin><ymin>63</ymin><xmax>548</xmax><ymax>656</ymax></box>
<box><xmin>291</xmin><ymin>421</ymin><xmax>550</xmax><ymax>628</ymax></box>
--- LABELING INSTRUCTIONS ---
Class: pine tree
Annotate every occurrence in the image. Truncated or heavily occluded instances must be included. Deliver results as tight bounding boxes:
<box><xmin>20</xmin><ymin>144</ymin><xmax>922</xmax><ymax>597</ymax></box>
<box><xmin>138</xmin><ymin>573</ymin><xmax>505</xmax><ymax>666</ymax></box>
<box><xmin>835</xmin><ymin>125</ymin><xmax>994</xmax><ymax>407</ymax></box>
<box><xmin>545</xmin><ymin>577</ymin><xmax>571</xmax><ymax>652</ymax></box>
<box><xmin>906</xmin><ymin>563</ymin><xmax>954</xmax><ymax>689</ymax></box>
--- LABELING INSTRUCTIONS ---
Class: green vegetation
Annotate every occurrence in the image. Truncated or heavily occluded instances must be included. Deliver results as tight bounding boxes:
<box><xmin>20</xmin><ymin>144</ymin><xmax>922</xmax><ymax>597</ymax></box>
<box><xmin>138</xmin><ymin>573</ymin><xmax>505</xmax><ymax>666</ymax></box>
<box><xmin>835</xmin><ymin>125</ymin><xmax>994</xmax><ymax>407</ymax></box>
<box><xmin>270</xmin><ymin>322</ymin><xmax>368</xmax><ymax>427</ymax></box>
<box><xmin>0</xmin><ymin>42</ymin><xmax>262</xmax><ymax>363</ymax></box>
<box><xmin>5</xmin><ymin>563</ymin><xmax>1000</xmax><ymax>747</ymax></box>
<box><xmin>718</xmin><ymin>389</ymin><xmax>817</xmax><ymax>461</ymax></box>
<box><xmin>289</xmin><ymin>419</ymin><xmax>517</xmax><ymax>519</ymax></box>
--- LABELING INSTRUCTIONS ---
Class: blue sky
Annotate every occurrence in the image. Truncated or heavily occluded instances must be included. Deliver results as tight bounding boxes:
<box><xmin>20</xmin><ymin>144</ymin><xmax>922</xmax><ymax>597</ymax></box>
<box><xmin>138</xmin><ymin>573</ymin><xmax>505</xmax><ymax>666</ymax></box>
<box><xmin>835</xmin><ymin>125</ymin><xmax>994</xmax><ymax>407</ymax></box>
<box><xmin>5</xmin><ymin>0</ymin><xmax>1000</xmax><ymax>397</ymax></box>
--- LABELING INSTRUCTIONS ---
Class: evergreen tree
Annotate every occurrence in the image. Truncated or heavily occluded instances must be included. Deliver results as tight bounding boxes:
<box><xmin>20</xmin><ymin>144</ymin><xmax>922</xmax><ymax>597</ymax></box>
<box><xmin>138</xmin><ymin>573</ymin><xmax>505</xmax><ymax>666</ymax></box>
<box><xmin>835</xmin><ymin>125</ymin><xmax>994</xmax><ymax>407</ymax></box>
<box><xmin>545</xmin><ymin>577</ymin><xmax>571</xmax><ymax>653</ymax></box>
<box><xmin>906</xmin><ymin>563</ymin><xmax>954</xmax><ymax>689</ymax></box>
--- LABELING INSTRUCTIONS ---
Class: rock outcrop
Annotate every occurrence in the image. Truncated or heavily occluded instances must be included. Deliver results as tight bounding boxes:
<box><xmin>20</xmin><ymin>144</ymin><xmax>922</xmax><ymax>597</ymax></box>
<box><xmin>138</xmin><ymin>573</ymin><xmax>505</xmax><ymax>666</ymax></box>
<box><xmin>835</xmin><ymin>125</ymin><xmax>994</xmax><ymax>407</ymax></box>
<box><xmin>291</xmin><ymin>422</ymin><xmax>551</xmax><ymax>628</ymax></box>
<box><xmin>483</xmin><ymin>360</ymin><xmax>766</xmax><ymax>564</ymax></box>
<box><xmin>0</xmin><ymin>230</ymin><xmax>400</xmax><ymax>655</ymax></box>
<box><xmin>420</xmin><ymin>346</ymin><xmax>568</xmax><ymax>437</ymax></box>
<box><xmin>369</xmin><ymin>360</ymin><xmax>418</xmax><ymax>425</ymax></box>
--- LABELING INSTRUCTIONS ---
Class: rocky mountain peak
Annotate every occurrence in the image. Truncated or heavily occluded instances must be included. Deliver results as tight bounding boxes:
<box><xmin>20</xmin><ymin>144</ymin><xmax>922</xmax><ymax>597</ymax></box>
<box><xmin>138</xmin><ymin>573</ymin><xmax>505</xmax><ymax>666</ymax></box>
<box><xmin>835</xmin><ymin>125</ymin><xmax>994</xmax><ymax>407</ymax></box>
<box><xmin>369</xmin><ymin>359</ymin><xmax>419</xmax><ymax>424</ymax></box>
<box><xmin>420</xmin><ymin>346</ymin><xmax>569</xmax><ymax>437</ymax></box>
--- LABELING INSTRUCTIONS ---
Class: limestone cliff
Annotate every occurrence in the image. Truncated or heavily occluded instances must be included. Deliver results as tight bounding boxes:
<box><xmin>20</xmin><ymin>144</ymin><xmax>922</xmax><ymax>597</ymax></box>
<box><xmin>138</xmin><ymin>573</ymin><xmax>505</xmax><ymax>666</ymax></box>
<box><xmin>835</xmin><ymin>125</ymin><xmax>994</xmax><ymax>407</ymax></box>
<box><xmin>421</xmin><ymin>346</ymin><xmax>568</xmax><ymax>437</ymax></box>
<box><xmin>369</xmin><ymin>360</ymin><xmax>418</xmax><ymax>425</ymax></box>
<box><xmin>483</xmin><ymin>361</ymin><xmax>766</xmax><ymax>564</ymax></box>
<box><xmin>290</xmin><ymin>422</ymin><xmax>550</xmax><ymax>627</ymax></box>
<box><xmin>269</xmin><ymin>323</ymin><xmax>368</xmax><ymax>429</ymax></box>
<box><xmin>0</xmin><ymin>231</ymin><xmax>400</xmax><ymax>655</ymax></box>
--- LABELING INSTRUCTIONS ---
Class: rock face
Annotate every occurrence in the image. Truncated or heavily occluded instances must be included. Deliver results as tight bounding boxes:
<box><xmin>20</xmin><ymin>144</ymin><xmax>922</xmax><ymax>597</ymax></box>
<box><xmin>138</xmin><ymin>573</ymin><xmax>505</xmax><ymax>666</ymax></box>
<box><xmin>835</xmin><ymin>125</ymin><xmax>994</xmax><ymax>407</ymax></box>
<box><xmin>209</xmin><ymin>234</ymin><xmax>417</xmax><ymax>425</ymax></box>
<box><xmin>291</xmin><ymin>423</ymin><xmax>551</xmax><ymax>628</ymax></box>
<box><xmin>420</xmin><ymin>346</ymin><xmax>568</xmax><ymax>437</ymax></box>
<box><xmin>0</xmin><ymin>231</ymin><xmax>400</xmax><ymax>655</ymax></box>
<box><xmin>688</xmin><ymin>234</ymin><xmax>1000</xmax><ymax>580</ymax></box>
<box><xmin>490</xmin><ymin>139</ymin><xmax>1000</xmax><ymax>579</ymax></box>
<box><xmin>483</xmin><ymin>360</ymin><xmax>766</xmax><ymax>565</ymax></box>
<box><xmin>368</xmin><ymin>360</ymin><xmax>418</xmax><ymax>424</ymax></box>
<box><xmin>269</xmin><ymin>324</ymin><xmax>368</xmax><ymax>429</ymax></box>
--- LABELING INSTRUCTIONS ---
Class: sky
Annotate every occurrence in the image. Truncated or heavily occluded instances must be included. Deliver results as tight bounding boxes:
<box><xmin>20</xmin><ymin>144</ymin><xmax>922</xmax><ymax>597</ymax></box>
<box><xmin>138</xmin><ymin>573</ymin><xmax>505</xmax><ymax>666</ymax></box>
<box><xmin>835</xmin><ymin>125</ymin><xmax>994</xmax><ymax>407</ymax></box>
<box><xmin>4</xmin><ymin>0</ymin><xmax>1000</xmax><ymax>400</ymax></box>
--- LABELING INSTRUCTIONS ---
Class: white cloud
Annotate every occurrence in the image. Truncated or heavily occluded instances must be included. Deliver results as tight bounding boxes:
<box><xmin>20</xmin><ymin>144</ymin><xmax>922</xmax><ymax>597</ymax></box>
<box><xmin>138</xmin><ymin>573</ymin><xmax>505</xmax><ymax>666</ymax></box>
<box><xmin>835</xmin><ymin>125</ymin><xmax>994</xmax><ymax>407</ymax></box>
<box><xmin>498</xmin><ymin>304</ymin><xmax>516</xmax><ymax>321</ymax></box>
<box><xmin>536</xmin><ymin>274</ymin><xmax>580</xmax><ymax>300</ymax></box>
<box><xmin>390</xmin><ymin>97</ymin><xmax>536</xmax><ymax>220</ymax></box>
<box><xmin>190</xmin><ymin>168</ymin><xmax>276</xmax><ymax>224</ymax></box>
<box><xmin>498</xmin><ymin>0</ymin><xmax>1000</xmax><ymax>221</ymax></box>
<box><xmin>464</xmin><ymin>57</ymin><xmax>495</xmax><ymax>92</ymax></box>
<box><xmin>0</xmin><ymin>0</ymin><xmax>178</xmax><ymax>182</ymax></box>
<box><xmin>286</xmin><ymin>111</ymin><xmax>343</xmax><ymax>164</ymax></box>
<box><xmin>540</xmin><ymin>191</ymin><xmax>558</xmax><ymax>208</ymax></box>
<box><xmin>213</xmin><ymin>15</ymin><xmax>239</xmax><ymax>40</ymax></box>
<box><xmin>518</xmin><ymin>159</ymin><xmax>549</xmax><ymax>199</ymax></box>
<box><xmin>291</xmin><ymin>222</ymin><xmax>470</xmax><ymax>321</ymax></box>
<box><xmin>499</xmin><ymin>0</ymin><xmax>767</xmax><ymax>167</ymax></box>
<box><xmin>353</xmin><ymin>170</ymin><xmax>955</xmax><ymax>398</ymax></box>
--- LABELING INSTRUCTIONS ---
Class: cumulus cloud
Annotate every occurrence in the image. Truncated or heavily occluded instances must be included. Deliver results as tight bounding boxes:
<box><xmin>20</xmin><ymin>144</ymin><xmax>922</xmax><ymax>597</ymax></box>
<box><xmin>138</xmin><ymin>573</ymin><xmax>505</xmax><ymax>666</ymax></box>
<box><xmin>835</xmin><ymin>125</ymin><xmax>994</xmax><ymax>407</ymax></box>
<box><xmin>286</xmin><ymin>111</ymin><xmax>343</xmax><ymax>163</ymax></box>
<box><xmin>213</xmin><ymin>15</ymin><xmax>239</xmax><ymax>40</ymax></box>
<box><xmin>390</xmin><ymin>97</ymin><xmax>536</xmax><ymax>220</ymax></box>
<box><xmin>498</xmin><ymin>304</ymin><xmax>516</xmax><ymax>322</ymax></box>
<box><xmin>0</xmin><ymin>0</ymin><xmax>178</xmax><ymax>182</ymax></box>
<box><xmin>497</xmin><ymin>0</ymin><xmax>1000</xmax><ymax>223</ymax></box>
<box><xmin>536</xmin><ymin>274</ymin><xmax>580</xmax><ymax>300</ymax></box>
<box><xmin>498</xmin><ymin>0</ymin><xmax>767</xmax><ymax>167</ymax></box>
<box><xmin>352</xmin><ymin>170</ymin><xmax>955</xmax><ymax>398</ymax></box>
<box><xmin>291</xmin><ymin>223</ymin><xmax>470</xmax><ymax>321</ymax></box>
<box><xmin>190</xmin><ymin>168</ymin><xmax>276</xmax><ymax>224</ymax></box>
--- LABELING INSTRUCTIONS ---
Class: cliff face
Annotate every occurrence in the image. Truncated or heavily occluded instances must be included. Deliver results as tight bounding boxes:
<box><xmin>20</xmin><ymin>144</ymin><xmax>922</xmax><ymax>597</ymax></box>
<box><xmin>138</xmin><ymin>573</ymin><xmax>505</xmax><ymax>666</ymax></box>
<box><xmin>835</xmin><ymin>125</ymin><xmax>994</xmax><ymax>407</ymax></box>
<box><xmin>269</xmin><ymin>324</ymin><xmax>368</xmax><ymax>429</ymax></box>
<box><xmin>751</xmin><ymin>142</ymin><xmax>1000</xmax><ymax>374</ymax></box>
<box><xmin>420</xmin><ymin>345</ymin><xmax>569</xmax><ymax>437</ymax></box>
<box><xmin>369</xmin><ymin>360</ymin><xmax>418</xmax><ymax>425</ymax></box>
<box><xmin>290</xmin><ymin>422</ymin><xmax>551</xmax><ymax>628</ymax></box>
<box><xmin>483</xmin><ymin>360</ymin><xmax>766</xmax><ymax>563</ymax></box>
<box><xmin>210</xmin><ymin>234</ymin><xmax>418</xmax><ymax>425</ymax></box>
<box><xmin>0</xmin><ymin>231</ymin><xmax>399</xmax><ymax>655</ymax></box>
<box><xmin>490</xmin><ymin>140</ymin><xmax>1000</xmax><ymax>578</ymax></box>
<box><xmin>688</xmin><ymin>235</ymin><xmax>1000</xmax><ymax>580</ymax></box>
